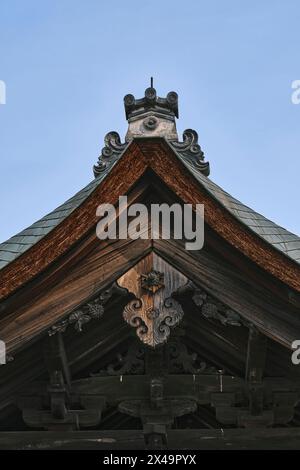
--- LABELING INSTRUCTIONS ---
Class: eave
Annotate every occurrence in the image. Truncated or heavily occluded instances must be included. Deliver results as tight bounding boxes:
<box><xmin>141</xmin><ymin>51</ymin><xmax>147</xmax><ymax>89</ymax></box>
<box><xmin>0</xmin><ymin>137</ymin><xmax>299</xmax><ymax>301</ymax></box>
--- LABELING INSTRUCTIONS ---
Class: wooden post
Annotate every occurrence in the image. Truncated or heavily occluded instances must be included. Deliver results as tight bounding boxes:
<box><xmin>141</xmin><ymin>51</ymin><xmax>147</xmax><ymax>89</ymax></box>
<box><xmin>245</xmin><ymin>325</ymin><xmax>267</xmax><ymax>415</ymax></box>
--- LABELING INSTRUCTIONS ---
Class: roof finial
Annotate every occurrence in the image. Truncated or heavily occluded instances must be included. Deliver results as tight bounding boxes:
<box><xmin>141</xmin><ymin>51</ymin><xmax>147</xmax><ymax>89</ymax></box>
<box><xmin>150</xmin><ymin>76</ymin><xmax>153</xmax><ymax>88</ymax></box>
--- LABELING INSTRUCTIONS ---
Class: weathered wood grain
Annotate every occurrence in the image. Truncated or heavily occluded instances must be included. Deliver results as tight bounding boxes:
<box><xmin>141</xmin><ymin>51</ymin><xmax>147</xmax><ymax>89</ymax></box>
<box><xmin>0</xmin><ymin>139</ymin><xmax>299</xmax><ymax>300</ymax></box>
<box><xmin>154</xmin><ymin>238</ymin><xmax>300</xmax><ymax>348</ymax></box>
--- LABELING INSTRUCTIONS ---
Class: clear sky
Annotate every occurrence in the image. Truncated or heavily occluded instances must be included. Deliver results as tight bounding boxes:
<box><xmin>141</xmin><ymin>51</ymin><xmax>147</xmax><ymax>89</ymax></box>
<box><xmin>0</xmin><ymin>0</ymin><xmax>299</xmax><ymax>242</ymax></box>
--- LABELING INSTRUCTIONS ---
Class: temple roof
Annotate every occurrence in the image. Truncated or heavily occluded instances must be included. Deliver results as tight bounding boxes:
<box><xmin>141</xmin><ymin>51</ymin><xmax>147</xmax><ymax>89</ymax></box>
<box><xmin>0</xmin><ymin>139</ymin><xmax>299</xmax><ymax>270</ymax></box>
<box><xmin>0</xmin><ymin>86</ymin><xmax>299</xmax><ymax>271</ymax></box>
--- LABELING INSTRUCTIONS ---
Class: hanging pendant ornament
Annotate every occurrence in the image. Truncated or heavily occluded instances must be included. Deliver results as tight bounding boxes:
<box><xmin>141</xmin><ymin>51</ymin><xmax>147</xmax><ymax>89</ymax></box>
<box><xmin>117</xmin><ymin>253</ymin><xmax>188</xmax><ymax>348</ymax></box>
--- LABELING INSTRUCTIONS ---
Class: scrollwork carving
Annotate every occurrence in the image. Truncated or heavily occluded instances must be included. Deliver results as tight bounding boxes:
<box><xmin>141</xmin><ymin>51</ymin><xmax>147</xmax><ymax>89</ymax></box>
<box><xmin>122</xmin><ymin>297</ymin><xmax>184</xmax><ymax>347</ymax></box>
<box><xmin>48</xmin><ymin>300</ymin><xmax>104</xmax><ymax>336</ymax></box>
<box><xmin>118</xmin><ymin>254</ymin><xmax>188</xmax><ymax>347</ymax></box>
<box><xmin>93</xmin><ymin>342</ymin><xmax>145</xmax><ymax>376</ymax></box>
<box><xmin>167</xmin><ymin>339</ymin><xmax>218</xmax><ymax>374</ymax></box>
<box><xmin>93</xmin><ymin>338</ymin><xmax>218</xmax><ymax>377</ymax></box>
<box><xmin>141</xmin><ymin>270</ymin><xmax>165</xmax><ymax>294</ymax></box>
<box><xmin>170</xmin><ymin>129</ymin><xmax>210</xmax><ymax>176</ymax></box>
<box><xmin>93</xmin><ymin>131</ymin><xmax>128</xmax><ymax>177</ymax></box>
<box><xmin>123</xmin><ymin>299</ymin><xmax>148</xmax><ymax>340</ymax></box>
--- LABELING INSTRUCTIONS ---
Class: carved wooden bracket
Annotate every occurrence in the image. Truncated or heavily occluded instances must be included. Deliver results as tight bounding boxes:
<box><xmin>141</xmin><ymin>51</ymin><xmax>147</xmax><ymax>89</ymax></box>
<box><xmin>119</xmin><ymin>376</ymin><xmax>197</xmax><ymax>449</ymax></box>
<box><xmin>117</xmin><ymin>253</ymin><xmax>188</xmax><ymax>347</ymax></box>
<box><xmin>21</xmin><ymin>373</ymin><xmax>105</xmax><ymax>431</ymax></box>
<box><xmin>93</xmin><ymin>337</ymin><xmax>218</xmax><ymax>377</ymax></box>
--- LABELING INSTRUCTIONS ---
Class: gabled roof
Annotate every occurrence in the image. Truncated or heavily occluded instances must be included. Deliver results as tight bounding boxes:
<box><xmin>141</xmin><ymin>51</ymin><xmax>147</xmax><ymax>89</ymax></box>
<box><xmin>0</xmin><ymin>137</ymin><xmax>299</xmax><ymax>271</ymax></box>
<box><xmin>1</xmin><ymin>137</ymin><xmax>300</xmax><ymax>353</ymax></box>
<box><xmin>1</xmin><ymin>85</ymin><xmax>299</xmax><ymax>299</ymax></box>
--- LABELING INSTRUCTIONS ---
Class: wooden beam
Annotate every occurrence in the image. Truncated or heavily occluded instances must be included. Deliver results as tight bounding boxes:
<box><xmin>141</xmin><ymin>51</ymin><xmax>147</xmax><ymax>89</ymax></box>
<box><xmin>245</xmin><ymin>325</ymin><xmax>267</xmax><ymax>416</ymax></box>
<box><xmin>154</xmin><ymin>238</ymin><xmax>300</xmax><ymax>347</ymax></box>
<box><xmin>20</xmin><ymin>374</ymin><xmax>300</xmax><ymax>406</ymax></box>
<box><xmin>1</xmin><ymin>428</ymin><xmax>300</xmax><ymax>450</ymax></box>
<box><xmin>0</xmin><ymin>236</ymin><xmax>151</xmax><ymax>352</ymax></box>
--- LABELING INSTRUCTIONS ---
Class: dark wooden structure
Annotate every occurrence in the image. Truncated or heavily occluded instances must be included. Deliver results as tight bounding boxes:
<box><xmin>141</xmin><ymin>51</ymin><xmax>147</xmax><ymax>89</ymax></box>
<box><xmin>0</xmin><ymin>86</ymin><xmax>300</xmax><ymax>450</ymax></box>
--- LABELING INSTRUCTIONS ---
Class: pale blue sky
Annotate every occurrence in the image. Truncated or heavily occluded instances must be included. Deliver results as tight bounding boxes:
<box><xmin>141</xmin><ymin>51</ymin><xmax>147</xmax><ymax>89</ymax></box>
<box><xmin>0</xmin><ymin>0</ymin><xmax>299</xmax><ymax>242</ymax></box>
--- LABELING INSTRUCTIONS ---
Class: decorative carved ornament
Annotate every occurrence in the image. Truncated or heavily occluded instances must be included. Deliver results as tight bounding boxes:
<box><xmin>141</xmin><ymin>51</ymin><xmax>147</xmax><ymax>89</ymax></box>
<box><xmin>93</xmin><ymin>128</ymin><xmax>210</xmax><ymax>178</ymax></box>
<box><xmin>141</xmin><ymin>270</ymin><xmax>165</xmax><ymax>294</ymax></box>
<box><xmin>48</xmin><ymin>282</ymin><xmax>125</xmax><ymax>336</ymax></box>
<box><xmin>93</xmin><ymin>87</ymin><xmax>210</xmax><ymax>178</ymax></box>
<box><xmin>170</xmin><ymin>129</ymin><xmax>210</xmax><ymax>176</ymax></box>
<box><xmin>117</xmin><ymin>253</ymin><xmax>188</xmax><ymax>348</ymax></box>
<box><xmin>178</xmin><ymin>281</ymin><xmax>246</xmax><ymax>327</ymax></box>
<box><xmin>192</xmin><ymin>288</ymin><xmax>249</xmax><ymax>326</ymax></box>
<box><xmin>167</xmin><ymin>339</ymin><xmax>218</xmax><ymax>375</ymax></box>
<box><xmin>93</xmin><ymin>132</ymin><xmax>127</xmax><ymax>177</ymax></box>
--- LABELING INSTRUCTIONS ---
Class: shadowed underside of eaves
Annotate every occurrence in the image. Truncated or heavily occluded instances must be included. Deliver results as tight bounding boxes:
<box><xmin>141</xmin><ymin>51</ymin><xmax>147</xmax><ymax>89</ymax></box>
<box><xmin>0</xmin><ymin>138</ymin><xmax>299</xmax><ymax>271</ymax></box>
<box><xmin>1</xmin><ymin>285</ymin><xmax>300</xmax><ymax>434</ymax></box>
